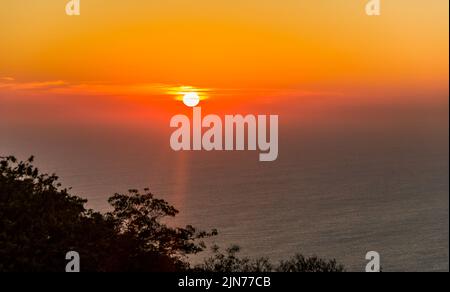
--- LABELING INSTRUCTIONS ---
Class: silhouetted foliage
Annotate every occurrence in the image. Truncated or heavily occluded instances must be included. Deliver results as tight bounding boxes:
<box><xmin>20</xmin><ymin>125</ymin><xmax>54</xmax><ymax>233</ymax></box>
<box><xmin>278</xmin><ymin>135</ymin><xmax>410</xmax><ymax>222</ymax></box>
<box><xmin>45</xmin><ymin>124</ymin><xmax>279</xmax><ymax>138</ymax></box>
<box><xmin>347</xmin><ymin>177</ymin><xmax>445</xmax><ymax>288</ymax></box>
<box><xmin>0</xmin><ymin>156</ymin><xmax>345</xmax><ymax>272</ymax></box>
<box><xmin>107</xmin><ymin>190</ymin><xmax>217</xmax><ymax>264</ymax></box>
<box><xmin>276</xmin><ymin>254</ymin><xmax>345</xmax><ymax>272</ymax></box>
<box><xmin>195</xmin><ymin>245</ymin><xmax>345</xmax><ymax>272</ymax></box>
<box><xmin>0</xmin><ymin>156</ymin><xmax>215</xmax><ymax>272</ymax></box>
<box><xmin>195</xmin><ymin>245</ymin><xmax>273</xmax><ymax>272</ymax></box>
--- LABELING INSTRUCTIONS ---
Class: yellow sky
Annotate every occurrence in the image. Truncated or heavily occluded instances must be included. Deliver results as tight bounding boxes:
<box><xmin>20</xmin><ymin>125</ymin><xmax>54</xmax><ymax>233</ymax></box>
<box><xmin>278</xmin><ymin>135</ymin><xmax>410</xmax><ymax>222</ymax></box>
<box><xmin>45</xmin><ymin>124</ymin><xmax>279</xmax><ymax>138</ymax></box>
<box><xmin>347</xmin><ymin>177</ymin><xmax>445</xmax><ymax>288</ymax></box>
<box><xmin>0</xmin><ymin>0</ymin><xmax>448</xmax><ymax>102</ymax></box>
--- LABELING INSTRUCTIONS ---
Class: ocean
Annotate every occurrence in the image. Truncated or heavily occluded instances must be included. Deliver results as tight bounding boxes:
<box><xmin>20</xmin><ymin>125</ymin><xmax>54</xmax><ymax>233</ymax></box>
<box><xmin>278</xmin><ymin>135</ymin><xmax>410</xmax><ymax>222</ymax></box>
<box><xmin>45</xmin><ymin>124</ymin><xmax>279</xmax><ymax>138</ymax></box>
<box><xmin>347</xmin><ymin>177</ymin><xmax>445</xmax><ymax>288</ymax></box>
<box><xmin>1</xmin><ymin>97</ymin><xmax>448</xmax><ymax>272</ymax></box>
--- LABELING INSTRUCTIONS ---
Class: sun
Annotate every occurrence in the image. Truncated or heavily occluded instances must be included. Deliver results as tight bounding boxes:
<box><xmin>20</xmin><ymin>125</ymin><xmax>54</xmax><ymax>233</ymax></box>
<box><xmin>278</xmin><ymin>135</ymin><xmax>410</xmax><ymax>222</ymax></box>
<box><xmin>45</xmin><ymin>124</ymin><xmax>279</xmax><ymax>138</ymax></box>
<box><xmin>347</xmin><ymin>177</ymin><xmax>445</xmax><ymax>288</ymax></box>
<box><xmin>168</xmin><ymin>86</ymin><xmax>208</xmax><ymax>106</ymax></box>
<box><xmin>182</xmin><ymin>92</ymin><xmax>200</xmax><ymax>107</ymax></box>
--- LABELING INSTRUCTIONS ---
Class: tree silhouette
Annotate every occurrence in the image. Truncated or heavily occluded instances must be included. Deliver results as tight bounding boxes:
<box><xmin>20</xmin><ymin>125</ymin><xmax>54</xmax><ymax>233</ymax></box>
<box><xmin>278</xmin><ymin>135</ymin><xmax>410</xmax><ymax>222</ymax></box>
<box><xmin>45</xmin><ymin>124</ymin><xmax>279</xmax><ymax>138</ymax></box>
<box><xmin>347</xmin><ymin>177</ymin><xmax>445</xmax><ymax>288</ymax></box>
<box><xmin>0</xmin><ymin>156</ymin><xmax>215</xmax><ymax>272</ymax></box>
<box><xmin>195</xmin><ymin>245</ymin><xmax>345</xmax><ymax>272</ymax></box>
<box><xmin>0</xmin><ymin>156</ymin><xmax>344</xmax><ymax>272</ymax></box>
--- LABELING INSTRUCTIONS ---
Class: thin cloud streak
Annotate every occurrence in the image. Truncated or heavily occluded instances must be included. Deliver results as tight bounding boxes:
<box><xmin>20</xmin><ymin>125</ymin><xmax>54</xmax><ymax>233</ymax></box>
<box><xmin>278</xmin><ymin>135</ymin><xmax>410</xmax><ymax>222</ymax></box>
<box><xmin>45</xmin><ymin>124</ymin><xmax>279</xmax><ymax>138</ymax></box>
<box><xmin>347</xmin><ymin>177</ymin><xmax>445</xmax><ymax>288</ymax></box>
<box><xmin>0</xmin><ymin>78</ymin><xmax>337</xmax><ymax>101</ymax></box>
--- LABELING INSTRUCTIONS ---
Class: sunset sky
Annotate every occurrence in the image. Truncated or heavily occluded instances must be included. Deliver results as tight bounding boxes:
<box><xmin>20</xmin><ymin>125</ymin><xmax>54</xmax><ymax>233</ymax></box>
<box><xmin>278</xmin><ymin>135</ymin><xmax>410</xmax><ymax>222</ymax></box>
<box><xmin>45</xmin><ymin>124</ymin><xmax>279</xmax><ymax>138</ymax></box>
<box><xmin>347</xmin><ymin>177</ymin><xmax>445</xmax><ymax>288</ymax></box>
<box><xmin>1</xmin><ymin>2</ymin><xmax>448</xmax><ymax>273</ymax></box>
<box><xmin>0</xmin><ymin>0</ymin><xmax>448</xmax><ymax>123</ymax></box>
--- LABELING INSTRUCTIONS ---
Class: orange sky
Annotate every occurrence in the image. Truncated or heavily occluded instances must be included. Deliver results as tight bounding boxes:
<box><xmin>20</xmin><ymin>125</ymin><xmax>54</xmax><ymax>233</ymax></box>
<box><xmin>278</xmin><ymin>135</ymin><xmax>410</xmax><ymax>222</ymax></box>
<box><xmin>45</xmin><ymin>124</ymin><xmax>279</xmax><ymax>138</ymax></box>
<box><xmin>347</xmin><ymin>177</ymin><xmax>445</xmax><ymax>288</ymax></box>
<box><xmin>0</xmin><ymin>0</ymin><xmax>448</xmax><ymax>114</ymax></box>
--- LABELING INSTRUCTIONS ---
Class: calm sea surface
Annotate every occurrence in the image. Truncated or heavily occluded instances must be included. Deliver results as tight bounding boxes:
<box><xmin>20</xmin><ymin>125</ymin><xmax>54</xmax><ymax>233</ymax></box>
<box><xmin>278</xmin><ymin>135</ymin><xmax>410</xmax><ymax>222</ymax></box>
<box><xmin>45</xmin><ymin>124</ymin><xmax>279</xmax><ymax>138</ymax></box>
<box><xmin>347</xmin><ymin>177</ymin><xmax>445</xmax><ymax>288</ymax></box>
<box><xmin>1</xmin><ymin>99</ymin><xmax>448</xmax><ymax>272</ymax></box>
